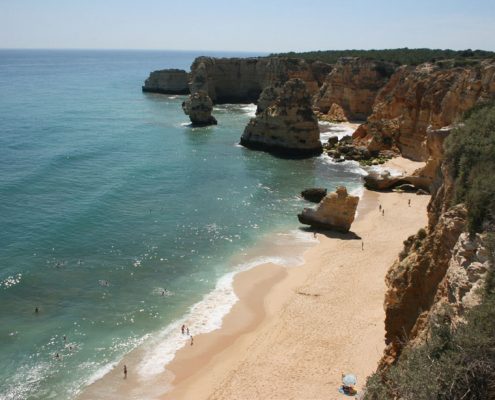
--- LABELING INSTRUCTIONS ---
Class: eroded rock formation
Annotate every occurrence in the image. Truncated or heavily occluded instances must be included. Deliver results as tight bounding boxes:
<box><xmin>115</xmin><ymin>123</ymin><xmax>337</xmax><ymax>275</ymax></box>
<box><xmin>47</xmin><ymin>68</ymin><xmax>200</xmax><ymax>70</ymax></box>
<box><xmin>142</xmin><ymin>69</ymin><xmax>189</xmax><ymax>94</ymax></box>
<box><xmin>316</xmin><ymin>103</ymin><xmax>348</xmax><ymax>123</ymax></box>
<box><xmin>313</xmin><ymin>57</ymin><xmax>396</xmax><ymax>120</ymax></box>
<box><xmin>188</xmin><ymin>57</ymin><xmax>329</xmax><ymax>104</ymax></box>
<box><xmin>182</xmin><ymin>91</ymin><xmax>217</xmax><ymax>126</ymax></box>
<box><xmin>240</xmin><ymin>79</ymin><xmax>322</xmax><ymax>157</ymax></box>
<box><xmin>355</xmin><ymin>60</ymin><xmax>495</xmax><ymax>161</ymax></box>
<box><xmin>297</xmin><ymin>186</ymin><xmax>359</xmax><ymax>232</ymax></box>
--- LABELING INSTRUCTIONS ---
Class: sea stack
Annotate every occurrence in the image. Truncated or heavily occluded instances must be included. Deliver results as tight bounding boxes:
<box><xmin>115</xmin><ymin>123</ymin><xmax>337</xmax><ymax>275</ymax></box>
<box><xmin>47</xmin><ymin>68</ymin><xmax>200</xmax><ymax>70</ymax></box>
<box><xmin>240</xmin><ymin>79</ymin><xmax>322</xmax><ymax>158</ymax></box>
<box><xmin>182</xmin><ymin>90</ymin><xmax>217</xmax><ymax>126</ymax></box>
<box><xmin>298</xmin><ymin>186</ymin><xmax>359</xmax><ymax>232</ymax></box>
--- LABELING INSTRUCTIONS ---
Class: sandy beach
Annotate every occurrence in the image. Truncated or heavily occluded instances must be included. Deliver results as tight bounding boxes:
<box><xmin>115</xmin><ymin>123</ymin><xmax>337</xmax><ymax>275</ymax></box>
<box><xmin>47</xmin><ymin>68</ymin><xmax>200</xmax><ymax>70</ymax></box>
<box><xmin>155</xmin><ymin>157</ymin><xmax>429</xmax><ymax>400</ymax></box>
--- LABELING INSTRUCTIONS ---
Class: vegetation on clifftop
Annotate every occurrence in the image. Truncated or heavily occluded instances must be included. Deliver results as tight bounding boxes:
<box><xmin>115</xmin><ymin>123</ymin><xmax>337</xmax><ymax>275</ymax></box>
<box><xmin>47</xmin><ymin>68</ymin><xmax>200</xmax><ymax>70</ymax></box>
<box><xmin>270</xmin><ymin>48</ymin><xmax>495</xmax><ymax>66</ymax></box>
<box><xmin>445</xmin><ymin>102</ymin><xmax>495</xmax><ymax>233</ymax></box>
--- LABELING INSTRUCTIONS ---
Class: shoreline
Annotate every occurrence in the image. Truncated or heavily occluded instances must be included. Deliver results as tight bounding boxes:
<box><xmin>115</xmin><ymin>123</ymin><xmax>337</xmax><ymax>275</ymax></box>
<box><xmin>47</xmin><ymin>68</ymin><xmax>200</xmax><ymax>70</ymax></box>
<box><xmin>160</xmin><ymin>157</ymin><xmax>428</xmax><ymax>399</ymax></box>
<box><xmin>77</xmin><ymin>157</ymin><xmax>427</xmax><ymax>400</ymax></box>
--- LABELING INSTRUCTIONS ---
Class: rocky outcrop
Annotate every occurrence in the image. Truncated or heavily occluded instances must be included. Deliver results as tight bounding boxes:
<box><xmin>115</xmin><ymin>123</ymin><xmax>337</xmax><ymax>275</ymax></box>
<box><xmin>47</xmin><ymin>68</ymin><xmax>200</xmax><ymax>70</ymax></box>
<box><xmin>316</xmin><ymin>103</ymin><xmax>348</xmax><ymax>123</ymax></box>
<box><xmin>313</xmin><ymin>57</ymin><xmax>396</xmax><ymax>120</ymax></box>
<box><xmin>142</xmin><ymin>69</ymin><xmax>189</xmax><ymax>94</ymax></box>
<box><xmin>364</xmin><ymin>170</ymin><xmax>405</xmax><ymax>190</ymax></box>
<box><xmin>297</xmin><ymin>186</ymin><xmax>359</xmax><ymax>232</ymax></box>
<box><xmin>355</xmin><ymin>60</ymin><xmax>495</xmax><ymax>161</ymax></box>
<box><xmin>240</xmin><ymin>79</ymin><xmax>322</xmax><ymax>157</ymax></box>
<box><xmin>181</xmin><ymin>91</ymin><xmax>217</xmax><ymax>126</ymax></box>
<box><xmin>301</xmin><ymin>188</ymin><xmax>327</xmax><ymax>203</ymax></box>
<box><xmin>188</xmin><ymin>57</ymin><xmax>329</xmax><ymax>104</ymax></box>
<box><xmin>364</xmin><ymin>125</ymin><xmax>453</xmax><ymax>192</ymax></box>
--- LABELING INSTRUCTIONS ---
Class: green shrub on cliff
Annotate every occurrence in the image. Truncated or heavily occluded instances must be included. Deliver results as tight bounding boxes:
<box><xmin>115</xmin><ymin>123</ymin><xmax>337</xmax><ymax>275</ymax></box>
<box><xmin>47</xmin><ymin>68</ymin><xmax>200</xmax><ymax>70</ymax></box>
<box><xmin>445</xmin><ymin>102</ymin><xmax>495</xmax><ymax>233</ymax></box>
<box><xmin>270</xmin><ymin>48</ymin><xmax>495</xmax><ymax>66</ymax></box>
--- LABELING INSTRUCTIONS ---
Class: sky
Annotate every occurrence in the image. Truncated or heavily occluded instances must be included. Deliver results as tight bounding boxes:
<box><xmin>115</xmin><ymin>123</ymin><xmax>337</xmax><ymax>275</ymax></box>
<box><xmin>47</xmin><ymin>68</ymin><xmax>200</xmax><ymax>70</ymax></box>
<box><xmin>0</xmin><ymin>0</ymin><xmax>494</xmax><ymax>52</ymax></box>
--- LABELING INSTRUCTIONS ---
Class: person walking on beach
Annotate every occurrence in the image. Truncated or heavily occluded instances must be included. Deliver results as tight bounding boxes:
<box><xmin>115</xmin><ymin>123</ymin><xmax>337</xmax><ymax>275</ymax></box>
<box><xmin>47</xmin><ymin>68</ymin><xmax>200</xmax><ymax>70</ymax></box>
<box><xmin>408</xmin><ymin>199</ymin><xmax>411</xmax><ymax>207</ymax></box>
<box><xmin>382</xmin><ymin>209</ymin><xmax>385</xmax><ymax>216</ymax></box>
<box><xmin>361</xmin><ymin>241</ymin><xmax>364</xmax><ymax>251</ymax></box>
<box><xmin>123</xmin><ymin>364</ymin><xmax>127</xmax><ymax>379</ymax></box>
<box><xmin>181</xmin><ymin>324</ymin><xmax>186</xmax><ymax>335</ymax></box>
<box><xmin>190</xmin><ymin>335</ymin><xmax>194</xmax><ymax>346</ymax></box>
<box><xmin>379</xmin><ymin>204</ymin><xmax>382</xmax><ymax>212</ymax></box>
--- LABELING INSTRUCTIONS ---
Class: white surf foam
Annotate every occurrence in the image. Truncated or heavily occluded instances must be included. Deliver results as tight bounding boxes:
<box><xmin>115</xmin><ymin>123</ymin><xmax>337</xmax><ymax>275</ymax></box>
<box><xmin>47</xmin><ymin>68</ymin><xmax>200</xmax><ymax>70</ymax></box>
<box><xmin>136</xmin><ymin>253</ymin><xmax>307</xmax><ymax>380</ymax></box>
<box><xmin>367</xmin><ymin>165</ymin><xmax>405</xmax><ymax>177</ymax></box>
<box><xmin>318</xmin><ymin>154</ymin><xmax>368</xmax><ymax>177</ymax></box>
<box><xmin>319</xmin><ymin>122</ymin><xmax>355</xmax><ymax>143</ymax></box>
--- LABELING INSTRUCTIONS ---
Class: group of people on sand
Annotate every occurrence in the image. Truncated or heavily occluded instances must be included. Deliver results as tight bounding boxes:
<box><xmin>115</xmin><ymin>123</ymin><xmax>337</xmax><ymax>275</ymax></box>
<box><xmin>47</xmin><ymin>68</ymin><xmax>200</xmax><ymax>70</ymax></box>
<box><xmin>119</xmin><ymin>324</ymin><xmax>194</xmax><ymax>380</ymax></box>
<box><xmin>181</xmin><ymin>324</ymin><xmax>194</xmax><ymax>345</ymax></box>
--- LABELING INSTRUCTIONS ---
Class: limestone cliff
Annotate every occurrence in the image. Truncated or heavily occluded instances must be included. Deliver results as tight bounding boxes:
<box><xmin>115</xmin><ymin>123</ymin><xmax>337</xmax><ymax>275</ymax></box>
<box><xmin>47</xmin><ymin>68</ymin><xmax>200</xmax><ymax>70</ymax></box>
<box><xmin>142</xmin><ymin>69</ymin><xmax>189</xmax><ymax>94</ymax></box>
<box><xmin>355</xmin><ymin>60</ymin><xmax>495</xmax><ymax>161</ymax></box>
<box><xmin>188</xmin><ymin>57</ymin><xmax>329</xmax><ymax>104</ymax></box>
<box><xmin>379</xmin><ymin>125</ymin><xmax>493</xmax><ymax>369</ymax></box>
<box><xmin>240</xmin><ymin>79</ymin><xmax>322</xmax><ymax>157</ymax></box>
<box><xmin>313</xmin><ymin>57</ymin><xmax>396</xmax><ymax>120</ymax></box>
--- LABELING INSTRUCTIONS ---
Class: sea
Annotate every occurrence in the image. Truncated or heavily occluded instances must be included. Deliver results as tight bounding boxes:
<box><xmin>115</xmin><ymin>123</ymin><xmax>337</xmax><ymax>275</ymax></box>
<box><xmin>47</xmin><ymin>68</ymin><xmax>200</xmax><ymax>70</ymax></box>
<box><xmin>0</xmin><ymin>49</ymin><xmax>365</xmax><ymax>399</ymax></box>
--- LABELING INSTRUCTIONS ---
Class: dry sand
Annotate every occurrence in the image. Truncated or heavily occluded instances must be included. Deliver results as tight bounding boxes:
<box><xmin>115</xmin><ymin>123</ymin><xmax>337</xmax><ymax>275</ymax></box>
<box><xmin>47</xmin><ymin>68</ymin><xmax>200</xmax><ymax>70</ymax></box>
<box><xmin>159</xmin><ymin>157</ymin><xmax>430</xmax><ymax>400</ymax></box>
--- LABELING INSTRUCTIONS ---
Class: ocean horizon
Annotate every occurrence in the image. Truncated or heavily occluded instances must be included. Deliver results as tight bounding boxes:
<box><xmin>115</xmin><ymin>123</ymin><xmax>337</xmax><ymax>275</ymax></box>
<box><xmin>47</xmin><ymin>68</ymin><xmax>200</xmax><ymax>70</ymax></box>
<box><xmin>0</xmin><ymin>49</ymin><xmax>364</xmax><ymax>399</ymax></box>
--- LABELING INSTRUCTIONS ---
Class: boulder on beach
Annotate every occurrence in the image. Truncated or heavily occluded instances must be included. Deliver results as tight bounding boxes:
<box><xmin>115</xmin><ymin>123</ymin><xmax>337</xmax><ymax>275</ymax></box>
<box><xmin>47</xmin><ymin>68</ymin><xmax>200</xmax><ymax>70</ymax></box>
<box><xmin>298</xmin><ymin>186</ymin><xmax>359</xmax><ymax>233</ymax></box>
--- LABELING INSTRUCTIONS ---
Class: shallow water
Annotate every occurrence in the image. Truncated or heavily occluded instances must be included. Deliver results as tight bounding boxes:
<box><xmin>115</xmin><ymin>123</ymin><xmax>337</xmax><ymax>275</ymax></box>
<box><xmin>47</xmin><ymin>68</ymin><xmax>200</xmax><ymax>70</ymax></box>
<box><xmin>0</xmin><ymin>50</ymin><xmax>364</xmax><ymax>399</ymax></box>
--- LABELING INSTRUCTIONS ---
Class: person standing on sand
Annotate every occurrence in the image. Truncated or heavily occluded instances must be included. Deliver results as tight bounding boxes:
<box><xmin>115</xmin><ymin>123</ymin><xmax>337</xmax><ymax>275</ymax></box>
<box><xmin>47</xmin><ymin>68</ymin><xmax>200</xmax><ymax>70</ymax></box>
<box><xmin>123</xmin><ymin>364</ymin><xmax>127</xmax><ymax>379</ymax></box>
<box><xmin>361</xmin><ymin>241</ymin><xmax>364</xmax><ymax>250</ymax></box>
<box><xmin>382</xmin><ymin>209</ymin><xmax>385</xmax><ymax>216</ymax></box>
<box><xmin>190</xmin><ymin>335</ymin><xmax>194</xmax><ymax>346</ymax></box>
<box><xmin>379</xmin><ymin>204</ymin><xmax>382</xmax><ymax>212</ymax></box>
<box><xmin>408</xmin><ymin>199</ymin><xmax>411</xmax><ymax>207</ymax></box>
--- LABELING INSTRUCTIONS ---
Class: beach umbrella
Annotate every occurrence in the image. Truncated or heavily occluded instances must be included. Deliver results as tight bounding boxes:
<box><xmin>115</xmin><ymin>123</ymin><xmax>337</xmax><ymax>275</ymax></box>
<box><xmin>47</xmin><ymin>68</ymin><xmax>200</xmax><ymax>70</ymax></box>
<box><xmin>342</xmin><ymin>374</ymin><xmax>357</xmax><ymax>386</ymax></box>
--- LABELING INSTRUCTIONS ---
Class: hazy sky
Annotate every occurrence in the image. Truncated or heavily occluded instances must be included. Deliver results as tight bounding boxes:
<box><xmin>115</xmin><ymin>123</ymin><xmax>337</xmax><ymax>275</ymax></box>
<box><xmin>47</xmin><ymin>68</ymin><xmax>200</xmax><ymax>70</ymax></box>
<box><xmin>1</xmin><ymin>0</ymin><xmax>494</xmax><ymax>52</ymax></box>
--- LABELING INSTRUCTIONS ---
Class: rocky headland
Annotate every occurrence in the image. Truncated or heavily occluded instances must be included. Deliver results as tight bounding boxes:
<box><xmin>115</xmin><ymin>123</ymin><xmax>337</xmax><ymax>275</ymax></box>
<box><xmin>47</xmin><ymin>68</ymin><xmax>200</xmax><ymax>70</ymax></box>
<box><xmin>142</xmin><ymin>69</ymin><xmax>189</xmax><ymax>94</ymax></box>
<box><xmin>240</xmin><ymin>79</ymin><xmax>322</xmax><ymax>157</ymax></box>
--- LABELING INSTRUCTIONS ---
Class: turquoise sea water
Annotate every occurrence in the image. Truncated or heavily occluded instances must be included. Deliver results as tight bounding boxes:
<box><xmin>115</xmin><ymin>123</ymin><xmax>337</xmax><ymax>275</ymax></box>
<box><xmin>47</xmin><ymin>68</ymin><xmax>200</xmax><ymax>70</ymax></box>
<box><xmin>0</xmin><ymin>50</ymin><xmax>364</xmax><ymax>399</ymax></box>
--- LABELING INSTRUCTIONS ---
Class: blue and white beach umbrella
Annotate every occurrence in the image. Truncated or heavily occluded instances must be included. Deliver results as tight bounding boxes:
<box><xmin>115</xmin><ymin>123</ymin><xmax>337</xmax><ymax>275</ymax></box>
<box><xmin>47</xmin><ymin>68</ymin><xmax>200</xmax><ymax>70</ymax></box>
<box><xmin>342</xmin><ymin>374</ymin><xmax>357</xmax><ymax>386</ymax></box>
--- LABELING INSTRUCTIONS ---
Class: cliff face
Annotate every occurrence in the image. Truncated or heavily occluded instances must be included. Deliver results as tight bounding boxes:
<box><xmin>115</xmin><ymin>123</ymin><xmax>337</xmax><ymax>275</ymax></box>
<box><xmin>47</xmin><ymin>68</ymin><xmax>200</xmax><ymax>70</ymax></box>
<box><xmin>356</xmin><ymin>61</ymin><xmax>495</xmax><ymax>161</ymax></box>
<box><xmin>379</xmin><ymin>126</ymin><xmax>492</xmax><ymax>368</ymax></box>
<box><xmin>240</xmin><ymin>79</ymin><xmax>322</xmax><ymax>157</ymax></box>
<box><xmin>188</xmin><ymin>57</ymin><xmax>329</xmax><ymax>104</ymax></box>
<box><xmin>313</xmin><ymin>57</ymin><xmax>396</xmax><ymax>120</ymax></box>
<box><xmin>142</xmin><ymin>69</ymin><xmax>190</xmax><ymax>94</ymax></box>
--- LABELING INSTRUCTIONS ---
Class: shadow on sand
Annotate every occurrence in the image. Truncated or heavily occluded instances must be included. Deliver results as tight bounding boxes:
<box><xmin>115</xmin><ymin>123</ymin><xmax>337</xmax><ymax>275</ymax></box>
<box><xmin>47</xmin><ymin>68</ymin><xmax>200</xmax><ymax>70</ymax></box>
<box><xmin>300</xmin><ymin>227</ymin><xmax>362</xmax><ymax>241</ymax></box>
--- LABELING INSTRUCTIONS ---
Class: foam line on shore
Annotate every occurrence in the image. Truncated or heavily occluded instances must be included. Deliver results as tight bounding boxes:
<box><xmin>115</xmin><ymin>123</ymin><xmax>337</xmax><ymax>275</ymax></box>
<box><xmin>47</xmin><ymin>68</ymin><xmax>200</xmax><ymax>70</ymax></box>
<box><xmin>136</xmin><ymin>231</ymin><xmax>316</xmax><ymax>380</ymax></box>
